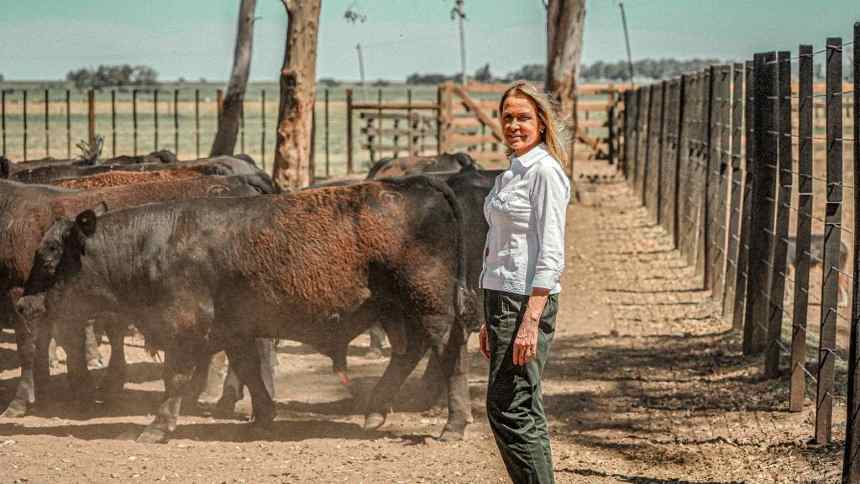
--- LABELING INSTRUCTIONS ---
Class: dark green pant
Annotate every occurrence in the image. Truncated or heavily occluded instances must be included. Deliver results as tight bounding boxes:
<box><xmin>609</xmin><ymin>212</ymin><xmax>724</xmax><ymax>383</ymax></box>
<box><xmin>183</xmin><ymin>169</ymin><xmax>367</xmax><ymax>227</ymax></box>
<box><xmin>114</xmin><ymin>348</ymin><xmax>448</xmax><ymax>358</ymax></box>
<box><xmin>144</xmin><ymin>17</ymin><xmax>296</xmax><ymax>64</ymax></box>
<box><xmin>485</xmin><ymin>289</ymin><xmax>558</xmax><ymax>484</ymax></box>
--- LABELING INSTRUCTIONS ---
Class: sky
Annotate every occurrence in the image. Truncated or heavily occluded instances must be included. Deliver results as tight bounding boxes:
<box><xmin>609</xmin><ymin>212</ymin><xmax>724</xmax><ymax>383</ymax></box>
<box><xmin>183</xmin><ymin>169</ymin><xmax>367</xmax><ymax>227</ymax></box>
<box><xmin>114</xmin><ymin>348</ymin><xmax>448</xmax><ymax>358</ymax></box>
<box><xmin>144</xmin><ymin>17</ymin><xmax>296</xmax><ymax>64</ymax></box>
<box><xmin>0</xmin><ymin>0</ymin><xmax>858</xmax><ymax>82</ymax></box>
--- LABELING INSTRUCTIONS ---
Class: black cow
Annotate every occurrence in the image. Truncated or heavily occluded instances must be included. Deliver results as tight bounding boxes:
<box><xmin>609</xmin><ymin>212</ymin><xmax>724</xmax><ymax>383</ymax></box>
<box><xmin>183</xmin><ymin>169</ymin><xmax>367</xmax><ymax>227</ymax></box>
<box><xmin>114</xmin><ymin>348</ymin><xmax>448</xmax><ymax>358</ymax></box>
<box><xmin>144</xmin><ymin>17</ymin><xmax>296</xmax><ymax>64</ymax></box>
<box><xmin>0</xmin><ymin>173</ymin><xmax>278</xmax><ymax>417</ymax></box>
<box><xmin>366</xmin><ymin>152</ymin><xmax>478</xmax><ymax>179</ymax></box>
<box><xmin>19</xmin><ymin>176</ymin><xmax>475</xmax><ymax>443</ymax></box>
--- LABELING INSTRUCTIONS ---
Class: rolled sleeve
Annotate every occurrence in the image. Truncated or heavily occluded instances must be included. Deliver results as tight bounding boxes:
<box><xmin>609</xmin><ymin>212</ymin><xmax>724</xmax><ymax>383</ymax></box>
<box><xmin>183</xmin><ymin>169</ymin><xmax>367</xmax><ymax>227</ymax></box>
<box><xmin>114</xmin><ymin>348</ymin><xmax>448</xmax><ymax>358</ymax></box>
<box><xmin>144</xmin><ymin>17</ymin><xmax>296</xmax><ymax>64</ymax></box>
<box><xmin>529</xmin><ymin>164</ymin><xmax>570</xmax><ymax>290</ymax></box>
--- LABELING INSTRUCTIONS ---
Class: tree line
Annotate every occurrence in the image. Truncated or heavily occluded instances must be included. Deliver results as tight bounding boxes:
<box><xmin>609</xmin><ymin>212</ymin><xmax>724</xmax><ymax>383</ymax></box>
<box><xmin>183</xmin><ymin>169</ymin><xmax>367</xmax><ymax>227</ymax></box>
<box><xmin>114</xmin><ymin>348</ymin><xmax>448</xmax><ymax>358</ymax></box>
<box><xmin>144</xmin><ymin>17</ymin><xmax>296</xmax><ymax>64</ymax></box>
<box><xmin>406</xmin><ymin>58</ymin><xmax>727</xmax><ymax>85</ymax></box>
<box><xmin>65</xmin><ymin>64</ymin><xmax>159</xmax><ymax>90</ymax></box>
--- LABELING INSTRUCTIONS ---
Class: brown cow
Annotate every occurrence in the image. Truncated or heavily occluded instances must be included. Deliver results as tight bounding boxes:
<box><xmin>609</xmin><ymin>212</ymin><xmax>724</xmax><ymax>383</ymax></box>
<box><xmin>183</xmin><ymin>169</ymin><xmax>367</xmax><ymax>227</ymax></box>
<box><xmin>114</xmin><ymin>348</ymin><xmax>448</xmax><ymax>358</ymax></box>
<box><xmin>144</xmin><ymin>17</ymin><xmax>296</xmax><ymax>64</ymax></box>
<box><xmin>20</xmin><ymin>176</ymin><xmax>475</xmax><ymax>442</ymax></box>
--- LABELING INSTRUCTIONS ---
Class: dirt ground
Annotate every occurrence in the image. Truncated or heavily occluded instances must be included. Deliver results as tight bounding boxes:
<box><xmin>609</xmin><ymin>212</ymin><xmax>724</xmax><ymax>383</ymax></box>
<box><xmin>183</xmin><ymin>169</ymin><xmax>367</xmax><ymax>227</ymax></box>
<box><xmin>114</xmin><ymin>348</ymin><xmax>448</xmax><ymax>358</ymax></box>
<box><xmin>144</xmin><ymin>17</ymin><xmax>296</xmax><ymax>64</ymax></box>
<box><xmin>0</xmin><ymin>160</ymin><xmax>845</xmax><ymax>483</ymax></box>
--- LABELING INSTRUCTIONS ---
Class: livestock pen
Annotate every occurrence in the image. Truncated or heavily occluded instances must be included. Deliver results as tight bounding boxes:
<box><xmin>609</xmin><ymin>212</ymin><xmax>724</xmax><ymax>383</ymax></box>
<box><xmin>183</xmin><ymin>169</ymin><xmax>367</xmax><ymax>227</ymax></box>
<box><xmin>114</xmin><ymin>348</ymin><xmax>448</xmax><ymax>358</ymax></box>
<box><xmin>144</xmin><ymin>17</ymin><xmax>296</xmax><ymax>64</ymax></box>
<box><xmin>618</xmin><ymin>21</ymin><xmax>860</xmax><ymax>481</ymax></box>
<box><xmin>0</xmin><ymin>81</ymin><xmax>621</xmax><ymax>178</ymax></box>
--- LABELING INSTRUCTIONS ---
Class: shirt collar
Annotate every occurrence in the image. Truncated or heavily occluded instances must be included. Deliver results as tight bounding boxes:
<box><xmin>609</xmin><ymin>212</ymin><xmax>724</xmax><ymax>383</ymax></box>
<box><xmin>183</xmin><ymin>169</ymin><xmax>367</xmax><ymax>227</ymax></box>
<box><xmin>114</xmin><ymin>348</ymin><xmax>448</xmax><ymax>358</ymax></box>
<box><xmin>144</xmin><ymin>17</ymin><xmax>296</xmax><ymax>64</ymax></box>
<box><xmin>510</xmin><ymin>143</ymin><xmax>549</xmax><ymax>168</ymax></box>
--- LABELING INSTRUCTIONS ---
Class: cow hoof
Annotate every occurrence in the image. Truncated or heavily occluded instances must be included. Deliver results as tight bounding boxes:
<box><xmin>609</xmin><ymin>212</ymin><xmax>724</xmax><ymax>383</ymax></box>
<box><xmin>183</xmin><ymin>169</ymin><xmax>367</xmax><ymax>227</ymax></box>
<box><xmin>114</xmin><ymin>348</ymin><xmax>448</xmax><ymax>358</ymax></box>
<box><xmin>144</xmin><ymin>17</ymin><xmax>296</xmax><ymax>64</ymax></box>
<box><xmin>364</xmin><ymin>412</ymin><xmax>386</xmax><ymax>431</ymax></box>
<box><xmin>1</xmin><ymin>400</ymin><xmax>29</xmax><ymax>418</ymax></box>
<box><xmin>213</xmin><ymin>398</ymin><xmax>238</xmax><ymax>419</ymax></box>
<box><xmin>136</xmin><ymin>427</ymin><xmax>169</xmax><ymax>444</ymax></box>
<box><xmin>437</xmin><ymin>428</ymin><xmax>465</xmax><ymax>442</ymax></box>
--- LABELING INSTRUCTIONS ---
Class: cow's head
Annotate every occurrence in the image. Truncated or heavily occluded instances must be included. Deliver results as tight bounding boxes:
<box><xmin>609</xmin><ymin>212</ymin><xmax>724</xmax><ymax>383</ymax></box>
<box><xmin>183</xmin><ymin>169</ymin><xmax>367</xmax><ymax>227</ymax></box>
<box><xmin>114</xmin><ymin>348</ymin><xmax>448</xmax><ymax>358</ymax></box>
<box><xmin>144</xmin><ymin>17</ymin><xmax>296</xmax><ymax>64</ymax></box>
<box><xmin>24</xmin><ymin>202</ymin><xmax>107</xmax><ymax>295</ymax></box>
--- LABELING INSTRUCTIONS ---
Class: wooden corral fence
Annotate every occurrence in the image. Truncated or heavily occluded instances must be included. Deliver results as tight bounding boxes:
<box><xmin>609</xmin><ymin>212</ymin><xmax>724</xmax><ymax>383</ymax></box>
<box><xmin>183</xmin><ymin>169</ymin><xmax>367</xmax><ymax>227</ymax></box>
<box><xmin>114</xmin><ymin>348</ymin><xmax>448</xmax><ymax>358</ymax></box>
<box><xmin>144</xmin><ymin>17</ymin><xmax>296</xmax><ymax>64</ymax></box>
<box><xmin>619</xmin><ymin>24</ymin><xmax>860</xmax><ymax>482</ymax></box>
<box><xmin>345</xmin><ymin>81</ymin><xmax>626</xmax><ymax>174</ymax></box>
<box><xmin>1</xmin><ymin>81</ymin><xmax>624</xmax><ymax>179</ymax></box>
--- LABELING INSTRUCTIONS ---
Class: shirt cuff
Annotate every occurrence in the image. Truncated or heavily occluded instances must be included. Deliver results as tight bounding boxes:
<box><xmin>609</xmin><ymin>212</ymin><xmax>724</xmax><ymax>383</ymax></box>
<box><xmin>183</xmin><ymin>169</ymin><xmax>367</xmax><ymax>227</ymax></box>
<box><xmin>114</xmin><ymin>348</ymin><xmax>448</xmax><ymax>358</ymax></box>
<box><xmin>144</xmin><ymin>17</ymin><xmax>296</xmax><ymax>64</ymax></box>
<box><xmin>531</xmin><ymin>270</ymin><xmax>560</xmax><ymax>290</ymax></box>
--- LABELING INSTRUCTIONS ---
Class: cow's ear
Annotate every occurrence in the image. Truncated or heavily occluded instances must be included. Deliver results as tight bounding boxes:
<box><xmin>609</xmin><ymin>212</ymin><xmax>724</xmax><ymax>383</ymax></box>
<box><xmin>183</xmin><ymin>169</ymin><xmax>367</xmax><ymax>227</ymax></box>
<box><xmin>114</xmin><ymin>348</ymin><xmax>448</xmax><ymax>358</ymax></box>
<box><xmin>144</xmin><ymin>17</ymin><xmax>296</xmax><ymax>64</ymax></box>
<box><xmin>92</xmin><ymin>201</ymin><xmax>108</xmax><ymax>217</ymax></box>
<box><xmin>75</xmin><ymin>210</ymin><xmax>98</xmax><ymax>237</ymax></box>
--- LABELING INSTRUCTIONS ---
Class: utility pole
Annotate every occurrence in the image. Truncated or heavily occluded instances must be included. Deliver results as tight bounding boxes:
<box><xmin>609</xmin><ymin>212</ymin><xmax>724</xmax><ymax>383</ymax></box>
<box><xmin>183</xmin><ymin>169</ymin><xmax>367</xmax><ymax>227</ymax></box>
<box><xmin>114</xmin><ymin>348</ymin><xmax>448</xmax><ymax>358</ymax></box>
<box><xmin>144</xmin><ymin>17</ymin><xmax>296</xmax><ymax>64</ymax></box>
<box><xmin>451</xmin><ymin>0</ymin><xmax>467</xmax><ymax>85</ymax></box>
<box><xmin>355</xmin><ymin>42</ymin><xmax>366</xmax><ymax>99</ymax></box>
<box><xmin>618</xmin><ymin>1</ymin><xmax>635</xmax><ymax>87</ymax></box>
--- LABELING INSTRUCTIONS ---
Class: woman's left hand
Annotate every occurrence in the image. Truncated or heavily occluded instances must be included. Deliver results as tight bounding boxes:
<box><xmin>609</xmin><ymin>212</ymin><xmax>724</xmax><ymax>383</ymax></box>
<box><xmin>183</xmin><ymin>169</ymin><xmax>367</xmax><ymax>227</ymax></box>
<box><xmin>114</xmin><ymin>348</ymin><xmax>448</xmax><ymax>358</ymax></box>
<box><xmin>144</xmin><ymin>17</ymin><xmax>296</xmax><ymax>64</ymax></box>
<box><xmin>513</xmin><ymin>314</ymin><xmax>539</xmax><ymax>366</ymax></box>
<box><xmin>514</xmin><ymin>290</ymin><xmax>549</xmax><ymax>366</ymax></box>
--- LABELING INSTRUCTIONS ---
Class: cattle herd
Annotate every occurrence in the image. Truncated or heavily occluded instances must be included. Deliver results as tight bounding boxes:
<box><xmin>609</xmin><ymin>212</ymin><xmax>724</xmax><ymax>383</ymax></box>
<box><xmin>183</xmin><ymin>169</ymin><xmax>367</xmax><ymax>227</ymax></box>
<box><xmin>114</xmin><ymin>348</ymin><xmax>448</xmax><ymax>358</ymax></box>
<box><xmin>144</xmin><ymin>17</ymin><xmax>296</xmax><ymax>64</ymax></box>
<box><xmin>0</xmin><ymin>150</ymin><xmax>498</xmax><ymax>444</ymax></box>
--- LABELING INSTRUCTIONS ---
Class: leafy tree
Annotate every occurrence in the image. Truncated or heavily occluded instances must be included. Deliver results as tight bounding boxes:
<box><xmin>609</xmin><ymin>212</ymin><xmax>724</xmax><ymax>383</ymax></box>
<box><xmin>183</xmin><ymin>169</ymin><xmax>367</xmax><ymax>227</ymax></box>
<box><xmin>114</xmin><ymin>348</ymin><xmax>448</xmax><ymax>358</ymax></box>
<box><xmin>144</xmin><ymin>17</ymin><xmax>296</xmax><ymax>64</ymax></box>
<box><xmin>504</xmin><ymin>64</ymin><xmax>545</xmax><ymax>83</ymax></box>
<box><xmin>65</xmin><ymin>64</ymin><xmax>159</xmax><ymax>90</ymax></box>
<box><xmin>473</xmin><ymin>63</ymin><xmax>493</xmax><ymax>83</ymax></box>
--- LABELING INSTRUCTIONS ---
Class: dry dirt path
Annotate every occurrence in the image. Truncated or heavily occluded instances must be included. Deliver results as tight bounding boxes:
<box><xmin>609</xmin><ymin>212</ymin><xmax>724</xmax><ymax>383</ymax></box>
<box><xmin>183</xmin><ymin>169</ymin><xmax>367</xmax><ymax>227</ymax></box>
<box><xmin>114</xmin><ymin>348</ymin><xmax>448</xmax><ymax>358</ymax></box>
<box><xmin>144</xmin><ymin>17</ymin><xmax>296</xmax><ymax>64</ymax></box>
<box><xmin>0</xmin><ymin>160</ymin><xmax>845</xmax><ymax>483</ymax></box>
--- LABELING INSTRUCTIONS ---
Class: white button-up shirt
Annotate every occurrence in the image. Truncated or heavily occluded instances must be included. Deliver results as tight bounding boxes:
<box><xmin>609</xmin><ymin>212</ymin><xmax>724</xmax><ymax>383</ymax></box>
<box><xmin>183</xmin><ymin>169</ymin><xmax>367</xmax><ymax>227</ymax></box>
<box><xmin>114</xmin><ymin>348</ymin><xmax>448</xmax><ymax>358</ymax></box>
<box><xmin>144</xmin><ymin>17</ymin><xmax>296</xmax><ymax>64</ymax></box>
<box><xmin>479</xmin><ymin>144</ymin><xmax>570</xmax><ymax>295</ymax></box>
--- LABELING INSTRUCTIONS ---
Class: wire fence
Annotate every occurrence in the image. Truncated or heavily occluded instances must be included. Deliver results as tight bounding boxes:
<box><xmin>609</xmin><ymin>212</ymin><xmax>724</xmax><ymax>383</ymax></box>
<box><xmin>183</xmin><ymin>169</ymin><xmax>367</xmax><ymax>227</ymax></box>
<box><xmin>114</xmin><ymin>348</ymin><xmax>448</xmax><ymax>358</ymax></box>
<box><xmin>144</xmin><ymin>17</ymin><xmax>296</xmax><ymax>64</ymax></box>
<box><xmin>618</xmin><ymin>23</ymin><xmax>860</xmax><ymax>483</ymax></box>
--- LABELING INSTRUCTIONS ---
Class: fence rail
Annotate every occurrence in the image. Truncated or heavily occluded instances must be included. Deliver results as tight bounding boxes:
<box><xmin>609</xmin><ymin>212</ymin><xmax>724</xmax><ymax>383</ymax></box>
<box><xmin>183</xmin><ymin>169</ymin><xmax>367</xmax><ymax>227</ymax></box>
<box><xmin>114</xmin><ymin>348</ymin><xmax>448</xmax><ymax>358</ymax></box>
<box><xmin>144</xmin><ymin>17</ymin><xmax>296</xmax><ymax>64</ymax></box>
<box><xmin>619</xmin><ymin>22</ymin><xmax>860</xmax><ymax>483</ymax></box>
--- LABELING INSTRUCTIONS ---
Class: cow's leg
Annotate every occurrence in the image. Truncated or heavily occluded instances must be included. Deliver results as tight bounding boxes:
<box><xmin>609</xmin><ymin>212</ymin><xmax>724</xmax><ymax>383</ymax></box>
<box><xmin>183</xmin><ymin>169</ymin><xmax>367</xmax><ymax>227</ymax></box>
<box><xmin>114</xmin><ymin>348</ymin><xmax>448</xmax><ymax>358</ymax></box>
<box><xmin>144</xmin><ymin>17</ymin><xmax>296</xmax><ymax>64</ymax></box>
<box><xmin>364</xmin><ymin>326</ymin><xmax>426</xmax><ymax>431</ymax></box>
<box><xmin>417</xmin><ymin>349</ymin><xmax>447</xmax><ymax>408</ymax></box>
<box><xmin>216</xmin><ymin>338</ymin><xmax>276</xmax><ymax>417</ymax></box>
<box><xmin>100</xmin><ymin>323</ymin><xmax>127</xmax><ymax>398</ymax></box>
<box><xmin>137</xmin><ymin>343</ymin><xmax>199</xmax><ymax>444</ymax></box>
<box><xmin>57</xmin><ymin>321</ymin><xmax>97</xmax><ymax>407</ymax></box>
<box><xmin>84</xmin><ymin>322</ymin><xmax>104</xmax><ymax>369</ymax></box>
<box><xmin>223</xmin><ymin>337</ymin><xmax>274</xmax><ymax>428</ymax></box>
<box><xmin>3</xmin><ymin>310</ymin><xmax>36</xmax><ymax>417</ymax></box>
<box><xmin>33</xmin><ymin>317</ymin><xmax>53</xmax><ymax>402</ymax></box>
<box><xmin>181</xmin><ymin>349</ymin><xmax>218</xmax><ymax>414</ymax></box>
<box><xmin>434</xmin><ymin>321</ymin><xmax>471</xmax><ymax>441</ymax></box>
<box><xmin>216</xmin><ymin>359</ymin><xmax>244</xmax><ymax>415</ymax></box>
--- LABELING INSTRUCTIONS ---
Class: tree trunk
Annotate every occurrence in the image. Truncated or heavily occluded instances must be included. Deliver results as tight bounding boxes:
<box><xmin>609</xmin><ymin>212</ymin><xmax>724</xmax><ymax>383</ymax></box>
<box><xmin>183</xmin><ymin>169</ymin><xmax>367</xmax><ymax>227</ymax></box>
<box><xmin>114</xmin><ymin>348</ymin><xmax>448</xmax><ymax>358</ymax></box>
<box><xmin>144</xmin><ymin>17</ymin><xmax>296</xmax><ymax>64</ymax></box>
<box><xmin>210</xmin><ymin>0</ymin><xmax>257</xmax><ymax>157</ymax></box>
<box><xmin>546</xmin><ymin>0</ymin><xmax>585</xmax><ymax>174</ymax></box>
<box><xmin>272</xmin><ymin>0</ymin><xmax>321</xmax><ymax>190</ymax></box>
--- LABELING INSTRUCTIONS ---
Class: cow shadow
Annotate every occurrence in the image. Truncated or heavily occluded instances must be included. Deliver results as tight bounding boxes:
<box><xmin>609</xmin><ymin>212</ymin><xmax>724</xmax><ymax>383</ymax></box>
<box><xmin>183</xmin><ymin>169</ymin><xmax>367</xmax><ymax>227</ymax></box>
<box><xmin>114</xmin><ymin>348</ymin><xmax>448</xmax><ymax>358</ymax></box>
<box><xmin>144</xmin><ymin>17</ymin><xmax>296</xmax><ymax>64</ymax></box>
<box><xmin>0</xmin><ymin>418</ymin><xmax>387</xmax><ymax>443</ymax></box>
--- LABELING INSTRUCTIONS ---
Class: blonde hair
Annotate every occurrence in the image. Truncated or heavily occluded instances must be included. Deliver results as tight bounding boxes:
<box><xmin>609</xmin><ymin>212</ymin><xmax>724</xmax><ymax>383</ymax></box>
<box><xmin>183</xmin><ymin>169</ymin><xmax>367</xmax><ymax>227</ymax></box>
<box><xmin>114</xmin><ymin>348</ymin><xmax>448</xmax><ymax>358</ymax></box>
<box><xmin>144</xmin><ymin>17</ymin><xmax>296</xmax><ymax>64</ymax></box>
<box><xmin>498</xmin><ymin>80</ymin><xmax>568</xmax><ymax>167</ymax></box>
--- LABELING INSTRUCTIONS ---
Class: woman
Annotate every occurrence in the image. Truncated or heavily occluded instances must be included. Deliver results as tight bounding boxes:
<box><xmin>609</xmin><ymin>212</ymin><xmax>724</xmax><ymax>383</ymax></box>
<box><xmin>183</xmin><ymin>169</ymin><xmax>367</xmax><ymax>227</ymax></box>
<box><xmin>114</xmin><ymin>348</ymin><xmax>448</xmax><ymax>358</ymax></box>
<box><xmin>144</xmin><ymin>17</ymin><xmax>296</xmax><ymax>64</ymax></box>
<box><xmin>479</xmin><ymin>80</ymin><xmax>570</xmax><ymax>484</ymax></box>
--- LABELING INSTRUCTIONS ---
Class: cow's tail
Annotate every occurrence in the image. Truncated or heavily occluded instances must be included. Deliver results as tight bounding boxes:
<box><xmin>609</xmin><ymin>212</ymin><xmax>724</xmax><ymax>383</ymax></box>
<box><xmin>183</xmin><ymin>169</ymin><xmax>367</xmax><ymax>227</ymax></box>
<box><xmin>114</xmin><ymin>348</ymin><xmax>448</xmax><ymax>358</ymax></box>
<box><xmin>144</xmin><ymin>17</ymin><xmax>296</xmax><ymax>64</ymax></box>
<box><xmin>419</xmin><ymin>175</ymin><xmax>472</xmax><ymax>321</ymax></box>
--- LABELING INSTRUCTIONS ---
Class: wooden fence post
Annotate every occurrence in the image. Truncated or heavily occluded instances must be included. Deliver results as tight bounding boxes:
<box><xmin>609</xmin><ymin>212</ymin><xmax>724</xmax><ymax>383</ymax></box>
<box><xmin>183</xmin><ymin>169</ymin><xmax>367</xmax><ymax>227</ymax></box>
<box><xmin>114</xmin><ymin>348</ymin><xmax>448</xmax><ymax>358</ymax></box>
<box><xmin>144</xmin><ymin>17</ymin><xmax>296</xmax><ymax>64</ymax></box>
<box><xmin>723</xmin><ymin>63</ymin><xmax>745</xmax><ymax>323</ymax></box>
<box><xmin>660</xmin><ymin>80</ymin><xmax>678</xmax><ymax>240</ymax></box>
<box><xmin>742</xmin><ymin>52</ymin><xmax>777</xmax><ymax>356</ymax></box>
<box><xmin>23</xmin><ymin>90</ymin><xmax>28</xmax><ymax>161</ymax></box>
<box><xmin>789</xmin><ymin>44</ymin><xmax>815</xmax><ymax>412</ymax></box>
<box><xmin>674</xmin><ymin>77</ymin><xmax>687</xmax><ymax>250</ymax></box>
<box><xmin>704</xmin><ymin>66</ymin><xmax>719</xmax><ymax>292</ymax></box>
<box><xmin>696</xmin><ymin>70</ymin><xmax>712</xmax><ymax>283</ymax></box>
<box><xmin>324</xmin><ymin>89</ymin><xmax>330</xmax><ymax>178</ymax></box>
<box><xmin>346</xmin><ymin>88</ymin><xmax>354</xmax><ymax>174</ymax></box>
<box><xmin>153</xmin><ymin>89</ymin><xmax>159</xmax><ymax>151</ymax></box>
<box><xmin>132</xmin><ymin>89</ymin><xmax>138</xmax><ymax>156</ymax></box>
<box><xmin>110</xmin><ymin>90</ymin><xmax>117</xmax><ymax>157</ymax></box>
<box><xmin>679</xmin><ymin>75</ymin><xmax>696</xmax><ymax>264</ymax></box>
<box><xmin>216</xmin><ymin>88</ymin><xmax>223</xmax><ymax>130</ymax></box>
<box><xmin>1</xmin><ymin>89</ymin><xmax>6</xmax><ymax>156</ymax></box>
<box><xmin>44</xmin><ymin>89</ymin><xmax>49</xmax><ymax>158</ymax></box>
<box><xmin>261</xmin><ymin>90</ymin><xmax>266</xmax><ymax>170</ymax></box>
<box><xmin>631</xmin><ymin>89</ymin><xmax>642</xmax><ymax>190</ymax></box>
<box><xmin>843</xmin><ymin>21</ymin><xmax>860</xmax><ymax>483</ymax></box>
<box><xmin>712</xmin><ymin>66</ymin><xmax>732</xmax><ymax>305</ymax></box>
<box><xmin>174</xmin><ymin>89</ymin><xmax>180</xmax><ymax>155</ymax></box>
<box><xmin>814</xmin><ymin>37</ymin><xmax>844</xmax><ymax>445</ymax></box>
<box><xmin>195</xmin><ymin>89</ymin><xmax>200</xmax><ymax>159</ymax></box>
<box><xmin>65</xmin><ymin>90</ymin><xmax>71</xmax><ymax>158</ymax></box>
<box><xmin>641</xmin><ymin>85</ymin><xmax>654</xmax><ymax>207</ymax></box>
<box><xmin>86</xmin><ymin>89</ymin><xmax>94</xmax><ymax>151</ymax></box>
<box><xmin>653</xmin><ymin>82</ymin><xmax>666</xmax><ymax>224</ymax></box>
<box><xmin>764</xmin><ymin>51</ymin><xmax>793</xmax><ymax>378</ymax></box>
<box><xmin>734</xmin><ymin>60</ymin><xmax>755</xmax><ymax>334</ymax></box>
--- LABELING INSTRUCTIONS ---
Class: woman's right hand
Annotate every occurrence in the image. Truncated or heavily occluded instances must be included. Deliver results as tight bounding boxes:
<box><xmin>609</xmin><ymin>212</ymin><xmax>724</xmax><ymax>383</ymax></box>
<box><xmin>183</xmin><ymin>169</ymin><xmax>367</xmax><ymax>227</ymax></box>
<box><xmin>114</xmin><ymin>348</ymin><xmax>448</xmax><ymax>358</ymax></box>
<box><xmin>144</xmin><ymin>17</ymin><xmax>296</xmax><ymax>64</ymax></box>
<box><xmin>479</xmin><ymin>323</ymin><xmax>490</xmax><ymax>359</ymax></box>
